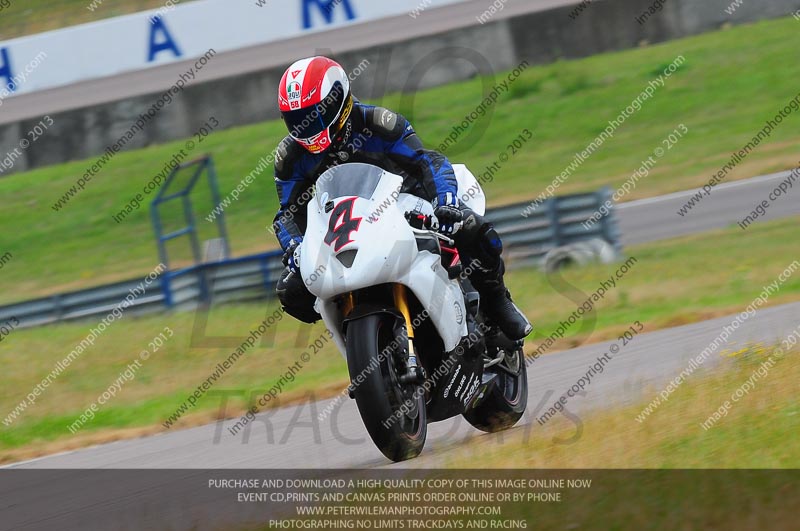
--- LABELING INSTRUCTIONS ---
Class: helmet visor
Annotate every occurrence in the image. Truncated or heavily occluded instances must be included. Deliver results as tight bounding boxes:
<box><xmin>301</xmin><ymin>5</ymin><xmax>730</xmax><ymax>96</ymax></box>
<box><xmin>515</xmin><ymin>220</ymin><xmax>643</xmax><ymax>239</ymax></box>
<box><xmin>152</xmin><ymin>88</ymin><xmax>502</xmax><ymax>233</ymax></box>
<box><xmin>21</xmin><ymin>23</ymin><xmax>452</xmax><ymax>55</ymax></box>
<box><xmin>281</xmin><ymin>82</ymin><xmax>346</xmax><ymax>142</ymax></box>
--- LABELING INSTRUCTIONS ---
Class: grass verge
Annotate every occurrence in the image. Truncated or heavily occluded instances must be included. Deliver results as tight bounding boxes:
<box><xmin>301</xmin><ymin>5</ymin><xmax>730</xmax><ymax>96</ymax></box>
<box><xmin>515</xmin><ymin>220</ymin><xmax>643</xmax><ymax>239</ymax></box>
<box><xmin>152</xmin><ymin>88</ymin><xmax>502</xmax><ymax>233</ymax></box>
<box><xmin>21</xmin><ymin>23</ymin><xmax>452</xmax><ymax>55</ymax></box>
<box><xmin>0</xmin><ymin>0</ymin><xmax>194</xmax><ymax>39</ymax></box>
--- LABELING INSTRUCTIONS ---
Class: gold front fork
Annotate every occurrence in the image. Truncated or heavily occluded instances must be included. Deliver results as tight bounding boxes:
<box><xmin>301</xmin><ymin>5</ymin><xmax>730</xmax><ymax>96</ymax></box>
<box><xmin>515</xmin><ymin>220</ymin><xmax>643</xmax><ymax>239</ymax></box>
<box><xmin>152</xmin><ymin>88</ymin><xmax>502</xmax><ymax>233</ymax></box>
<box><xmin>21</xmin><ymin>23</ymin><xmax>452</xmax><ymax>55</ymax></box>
<box><xmin>392</xmin><ymin>284</ymin><xmax>419</xmax><ymax>374</ymax></box>
<box><xmin>392</xmin><ymin>284</ymin><xmax>414</xmax><ymax>340</ymax></box>
<box><xmin>341</xmin><ymin>292</ymin><xmax>355</xmax><ymax>317</ymax></box>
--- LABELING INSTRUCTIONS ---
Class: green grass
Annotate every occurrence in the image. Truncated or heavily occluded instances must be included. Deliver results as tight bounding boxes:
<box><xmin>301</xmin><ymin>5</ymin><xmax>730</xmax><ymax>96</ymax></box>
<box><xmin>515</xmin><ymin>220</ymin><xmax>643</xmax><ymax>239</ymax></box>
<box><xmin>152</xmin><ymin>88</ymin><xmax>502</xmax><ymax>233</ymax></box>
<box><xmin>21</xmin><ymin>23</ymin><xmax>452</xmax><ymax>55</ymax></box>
<box><xmin>0</xmin><ymin>304</ymin><xmax>349</xmax><ymax>459</ymax></box>
<box><xmin>0</xmin><ymin>0</ymin><xmax>195</xmax><ymax>40</ymax></box>
<box><xmin>4</xmin><ymin>17</ymin><xmax>800</xmax><ymax>304</ymax></box>
<box><xmin>2</xmin><ymin>215</ymin><xmax>798</xmax><ymax>462</ymax></box>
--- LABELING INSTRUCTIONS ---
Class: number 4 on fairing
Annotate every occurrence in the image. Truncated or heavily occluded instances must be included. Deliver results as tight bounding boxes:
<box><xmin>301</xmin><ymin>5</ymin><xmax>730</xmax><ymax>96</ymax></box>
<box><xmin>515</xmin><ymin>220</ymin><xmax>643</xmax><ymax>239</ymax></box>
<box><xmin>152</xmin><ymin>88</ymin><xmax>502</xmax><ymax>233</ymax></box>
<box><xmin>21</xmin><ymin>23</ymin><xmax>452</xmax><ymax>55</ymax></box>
<box><xmin>324</xmin><ymin>197</ymin><xmax>362</xmax><ymax>252</ymax></box>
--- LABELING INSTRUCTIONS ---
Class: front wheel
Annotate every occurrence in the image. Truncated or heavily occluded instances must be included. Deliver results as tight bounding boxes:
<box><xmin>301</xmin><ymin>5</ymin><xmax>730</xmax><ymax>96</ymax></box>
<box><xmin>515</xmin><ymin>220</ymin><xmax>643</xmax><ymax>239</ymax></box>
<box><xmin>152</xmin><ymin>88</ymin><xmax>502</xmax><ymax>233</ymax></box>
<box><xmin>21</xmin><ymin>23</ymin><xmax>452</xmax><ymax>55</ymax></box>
<box><xmin>463</xmin><ymin>339</ymin><xmax>527</xmax><ymax>432</ymax></box>
<box><xmin>346</xmin><ymin>313</ymin><xmax>427</xmax><ymax>462</ymax></box>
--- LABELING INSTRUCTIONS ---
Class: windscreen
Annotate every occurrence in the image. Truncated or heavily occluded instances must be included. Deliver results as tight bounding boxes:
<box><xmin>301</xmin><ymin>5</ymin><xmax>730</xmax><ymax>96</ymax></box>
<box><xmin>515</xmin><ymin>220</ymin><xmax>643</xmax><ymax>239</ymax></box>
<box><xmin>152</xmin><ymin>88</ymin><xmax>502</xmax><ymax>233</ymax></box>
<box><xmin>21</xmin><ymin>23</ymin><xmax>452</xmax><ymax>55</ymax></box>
<box><xmin>316</xmin><ymin>163</ymin><xmax>385</xmax><ymax>200</ymax></box>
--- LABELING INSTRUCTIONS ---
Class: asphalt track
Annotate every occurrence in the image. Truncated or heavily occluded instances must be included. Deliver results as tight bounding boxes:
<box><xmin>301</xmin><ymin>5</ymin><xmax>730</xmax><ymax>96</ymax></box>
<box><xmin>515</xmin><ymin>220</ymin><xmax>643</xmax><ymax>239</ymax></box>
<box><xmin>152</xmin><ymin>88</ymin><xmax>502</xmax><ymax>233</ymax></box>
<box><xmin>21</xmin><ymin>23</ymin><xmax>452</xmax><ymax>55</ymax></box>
<box><xmin>0</xmin><ymin>0</ymin><xmax>579</xmax><ymax>125</ymax></box>
<box><xmin>617</xmin><ymin>169</ymin><xmax>800</xmax><ymax>245</ymax></box>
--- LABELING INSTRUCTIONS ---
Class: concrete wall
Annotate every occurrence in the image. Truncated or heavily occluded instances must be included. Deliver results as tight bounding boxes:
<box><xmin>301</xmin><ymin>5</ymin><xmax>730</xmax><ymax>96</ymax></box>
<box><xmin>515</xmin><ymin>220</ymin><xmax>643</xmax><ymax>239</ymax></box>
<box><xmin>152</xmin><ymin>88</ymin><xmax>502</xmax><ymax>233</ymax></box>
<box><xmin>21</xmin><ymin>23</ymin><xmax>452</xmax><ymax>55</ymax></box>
<box><xmin>0</xmin><ymin>0</ymin><xmax>473</xmax><ymax>95</ymax></box>
<box><xmin>2</xmin><ymin>0</ymin><xmax>799</xmax><ymax>176</ymax></box>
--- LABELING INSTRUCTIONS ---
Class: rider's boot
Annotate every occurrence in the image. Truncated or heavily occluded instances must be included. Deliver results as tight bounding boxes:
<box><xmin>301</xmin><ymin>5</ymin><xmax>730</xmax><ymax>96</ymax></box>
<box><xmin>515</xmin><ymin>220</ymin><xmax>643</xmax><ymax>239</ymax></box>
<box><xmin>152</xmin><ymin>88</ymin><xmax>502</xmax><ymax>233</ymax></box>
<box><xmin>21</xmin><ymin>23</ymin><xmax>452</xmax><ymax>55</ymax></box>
<box><xmin>455</xmin><ymin>210</ymin><xmax>532</xmax><ymax>341</ymax></box>
<box><xmin>471</xmin><ymin>261</ymin><xmax>532</xmax><ymax>341</ymax></box>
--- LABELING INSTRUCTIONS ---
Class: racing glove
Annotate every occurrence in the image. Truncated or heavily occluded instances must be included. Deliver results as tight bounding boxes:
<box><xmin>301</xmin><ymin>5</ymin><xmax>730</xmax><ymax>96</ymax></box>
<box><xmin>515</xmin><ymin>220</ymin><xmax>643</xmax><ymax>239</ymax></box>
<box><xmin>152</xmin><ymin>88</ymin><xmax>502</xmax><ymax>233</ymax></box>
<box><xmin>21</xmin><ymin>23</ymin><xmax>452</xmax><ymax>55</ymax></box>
<box><xmin>433</xmin><ymin>192</ymin><xmax>463</xmax><ymax>235</ymax></box>
<box><xmin>283</xmin><ymin>238</ymin><xmax>302</xmax><ymax>274</ymax></box>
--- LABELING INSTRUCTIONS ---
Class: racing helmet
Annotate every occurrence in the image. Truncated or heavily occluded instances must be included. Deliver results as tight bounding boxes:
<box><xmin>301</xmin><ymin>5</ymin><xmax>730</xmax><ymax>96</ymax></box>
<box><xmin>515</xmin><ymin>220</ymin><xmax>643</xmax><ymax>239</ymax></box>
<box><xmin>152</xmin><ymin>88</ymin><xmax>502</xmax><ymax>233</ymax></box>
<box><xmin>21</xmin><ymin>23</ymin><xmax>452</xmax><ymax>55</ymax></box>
<box><xmin>278</xmin><ymin>56</ymin><xmax>354</xmax><ymax>154</ymax></box>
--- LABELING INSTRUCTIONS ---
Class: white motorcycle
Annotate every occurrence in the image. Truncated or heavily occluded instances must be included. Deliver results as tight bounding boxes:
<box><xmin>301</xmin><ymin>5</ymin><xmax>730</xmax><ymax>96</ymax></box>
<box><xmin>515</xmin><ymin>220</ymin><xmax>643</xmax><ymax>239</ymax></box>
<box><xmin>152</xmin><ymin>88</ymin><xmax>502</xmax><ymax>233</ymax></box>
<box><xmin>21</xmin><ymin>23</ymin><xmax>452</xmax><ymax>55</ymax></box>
<box><xmin>299</xmin><ymin>163</ymin><xmax>527</xmax><ymax>462</ymax></box>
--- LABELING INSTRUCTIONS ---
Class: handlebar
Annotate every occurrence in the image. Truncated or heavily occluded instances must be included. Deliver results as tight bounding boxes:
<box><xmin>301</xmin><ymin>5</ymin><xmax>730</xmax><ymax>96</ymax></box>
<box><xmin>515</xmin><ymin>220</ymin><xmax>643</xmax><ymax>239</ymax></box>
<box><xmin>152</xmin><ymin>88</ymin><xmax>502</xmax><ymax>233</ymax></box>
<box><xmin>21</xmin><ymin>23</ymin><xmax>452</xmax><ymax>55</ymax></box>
<box><xmin>404</xmin><ymin>211</ymin><xmax>435</xmax><ymax>230</ymax></box>
<box><xmin>404</xmin><ymin>211</ymin><xmax>454</xmax><ymax>246</ymax></box>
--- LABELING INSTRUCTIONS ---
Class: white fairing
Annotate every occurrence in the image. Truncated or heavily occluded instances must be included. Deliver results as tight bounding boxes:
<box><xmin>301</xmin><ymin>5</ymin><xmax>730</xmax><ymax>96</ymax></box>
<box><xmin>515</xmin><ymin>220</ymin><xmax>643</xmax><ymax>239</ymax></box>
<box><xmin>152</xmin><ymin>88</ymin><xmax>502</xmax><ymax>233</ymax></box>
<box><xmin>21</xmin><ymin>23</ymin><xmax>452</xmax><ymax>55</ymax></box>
<box><xmin>299</xmin><ymin>163</ymin><xmax>483</xmax><ymax>356</ymax></box>
<box><xmin>453</xmin><ymin>164</ymin><xmax>486</xmax><ymax>215</ymax></box>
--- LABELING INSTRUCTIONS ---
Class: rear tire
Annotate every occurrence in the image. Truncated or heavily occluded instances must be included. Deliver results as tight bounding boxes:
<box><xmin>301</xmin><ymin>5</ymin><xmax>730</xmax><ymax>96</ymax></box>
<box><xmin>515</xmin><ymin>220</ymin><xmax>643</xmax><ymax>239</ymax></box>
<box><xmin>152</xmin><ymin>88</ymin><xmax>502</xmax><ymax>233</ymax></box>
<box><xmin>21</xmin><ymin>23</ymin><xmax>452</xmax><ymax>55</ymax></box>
<box><xmin>463</xmin><ymin>343</ymin><xmax>527</xmax><ymax>432</ymax></box>
<box><xmin>346</xmin><ymin>313</ymin><xmax>427</xmax><ymax>462</ymax></box>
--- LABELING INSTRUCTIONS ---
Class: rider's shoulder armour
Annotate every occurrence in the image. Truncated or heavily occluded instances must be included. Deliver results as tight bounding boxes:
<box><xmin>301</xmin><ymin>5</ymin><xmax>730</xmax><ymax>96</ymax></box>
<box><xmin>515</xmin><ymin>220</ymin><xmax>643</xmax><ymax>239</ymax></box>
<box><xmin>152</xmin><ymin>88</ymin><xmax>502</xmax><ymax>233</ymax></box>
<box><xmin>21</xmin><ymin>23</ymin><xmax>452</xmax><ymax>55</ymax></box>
<box><xmin>365</xmin><ymin>106</ymin><xmax>405</xmax><ymax>140</ymax></box>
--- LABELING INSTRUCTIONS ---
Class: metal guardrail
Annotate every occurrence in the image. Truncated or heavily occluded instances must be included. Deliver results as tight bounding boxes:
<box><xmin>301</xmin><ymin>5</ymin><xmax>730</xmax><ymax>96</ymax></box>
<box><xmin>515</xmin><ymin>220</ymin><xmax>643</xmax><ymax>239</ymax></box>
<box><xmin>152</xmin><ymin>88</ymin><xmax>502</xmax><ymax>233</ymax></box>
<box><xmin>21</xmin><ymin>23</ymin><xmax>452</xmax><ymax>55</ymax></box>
<box><xmin>0</xmin><ymin>251</ymin><xmax>283</xmax><ymax>330</ymax></box>
<box><xmin>0</xmin><ymin>190</ymin><xmax>619</xmax><ymax>329</ymax></box>
<box><xmin>489</xmin><ymin>187</ymin><xmax>620</xmax><ymax>269</ymax></box>
<box><xmin>162</xmin><ymin>251</ymin><xmax>285</xmax><ymax>311</ymax></box>
<box><xmin>0</xmin><ymin>276</ymin><xmax>167</xmax><ymax>329</ymax></box>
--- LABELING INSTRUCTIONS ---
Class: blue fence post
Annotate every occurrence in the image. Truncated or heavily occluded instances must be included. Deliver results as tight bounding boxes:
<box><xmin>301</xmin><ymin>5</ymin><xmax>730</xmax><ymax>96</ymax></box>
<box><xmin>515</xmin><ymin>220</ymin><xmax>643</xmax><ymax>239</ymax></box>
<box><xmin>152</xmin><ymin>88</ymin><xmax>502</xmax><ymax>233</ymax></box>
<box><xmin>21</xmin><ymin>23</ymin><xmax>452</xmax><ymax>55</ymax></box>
<box><xmin>161</xmin><ymin>271</ymin><xmax>174</xmax><ymax>309</ymax></box>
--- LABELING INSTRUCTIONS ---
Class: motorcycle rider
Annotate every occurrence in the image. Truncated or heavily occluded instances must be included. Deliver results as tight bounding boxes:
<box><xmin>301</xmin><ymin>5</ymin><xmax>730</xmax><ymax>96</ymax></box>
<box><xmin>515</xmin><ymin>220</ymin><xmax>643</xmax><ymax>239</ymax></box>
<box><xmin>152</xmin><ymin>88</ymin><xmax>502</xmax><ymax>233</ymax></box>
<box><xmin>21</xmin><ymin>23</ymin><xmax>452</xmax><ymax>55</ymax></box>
<box><xmin>271</xmin><ymin>56</ymin><xmax>532</xmax><ymax>341</ymax></box>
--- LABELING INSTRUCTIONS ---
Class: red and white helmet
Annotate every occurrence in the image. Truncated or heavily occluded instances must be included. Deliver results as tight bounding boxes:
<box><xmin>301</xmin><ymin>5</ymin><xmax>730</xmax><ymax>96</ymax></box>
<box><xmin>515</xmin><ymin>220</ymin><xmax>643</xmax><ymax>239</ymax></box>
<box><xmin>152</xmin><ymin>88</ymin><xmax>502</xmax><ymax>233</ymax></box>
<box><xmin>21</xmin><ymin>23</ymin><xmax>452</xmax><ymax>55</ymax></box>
<box><xmin>278</xmin><ymin>56</ymin><xmax>353</xmax><ymax>154</ymax></box>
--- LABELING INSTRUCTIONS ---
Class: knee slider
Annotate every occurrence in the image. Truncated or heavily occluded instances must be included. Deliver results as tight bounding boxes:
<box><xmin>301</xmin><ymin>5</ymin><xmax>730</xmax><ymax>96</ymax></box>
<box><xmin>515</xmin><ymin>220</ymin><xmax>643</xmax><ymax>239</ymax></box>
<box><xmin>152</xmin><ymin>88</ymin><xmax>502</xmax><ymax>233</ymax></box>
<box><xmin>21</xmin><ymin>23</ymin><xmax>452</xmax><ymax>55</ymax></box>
<box><xmin>480</xmin><ymin>225</ymin><xmax>503</xmax><ymax>258</ymax></box>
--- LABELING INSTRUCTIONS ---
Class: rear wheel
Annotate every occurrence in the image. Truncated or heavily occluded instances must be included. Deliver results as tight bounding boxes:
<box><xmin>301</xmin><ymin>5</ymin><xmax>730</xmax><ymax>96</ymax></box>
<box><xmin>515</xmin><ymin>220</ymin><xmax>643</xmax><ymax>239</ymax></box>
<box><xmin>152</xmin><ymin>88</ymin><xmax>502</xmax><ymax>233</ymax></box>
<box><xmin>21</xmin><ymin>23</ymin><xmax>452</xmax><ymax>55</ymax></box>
<box><xmin>463</xmin><ymin>337</ymin><xmax>527</xmax><ymax>432</ymax></box>
<box><xmin>346</xmin><ymin>313</ymin><xmax>427</xmax><ymax>461</ymax></box>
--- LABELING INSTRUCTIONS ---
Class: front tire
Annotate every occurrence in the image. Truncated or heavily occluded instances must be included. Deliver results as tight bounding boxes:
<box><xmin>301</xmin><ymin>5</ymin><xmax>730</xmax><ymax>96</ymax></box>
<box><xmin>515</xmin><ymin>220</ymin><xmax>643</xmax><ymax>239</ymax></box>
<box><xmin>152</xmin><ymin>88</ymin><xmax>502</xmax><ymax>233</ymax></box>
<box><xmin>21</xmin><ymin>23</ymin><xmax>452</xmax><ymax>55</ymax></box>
<box><xmin>463</xmin><ymin>341</ymin><xmax>528</xmax><ymax>432</ymax></box>
<box><xmin>346</xmin><ymin>313</ymin><xmax>427</xmax><ymax>462</ymax></box>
